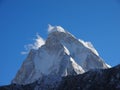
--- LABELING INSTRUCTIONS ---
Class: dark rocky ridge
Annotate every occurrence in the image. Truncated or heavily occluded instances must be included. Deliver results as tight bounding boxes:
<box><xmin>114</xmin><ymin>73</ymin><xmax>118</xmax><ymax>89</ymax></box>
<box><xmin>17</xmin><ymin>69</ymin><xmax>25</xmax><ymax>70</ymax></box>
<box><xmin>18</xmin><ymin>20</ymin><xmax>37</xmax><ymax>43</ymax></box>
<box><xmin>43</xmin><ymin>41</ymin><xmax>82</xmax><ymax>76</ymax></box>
<box><xmin>0</xmin><ymin>64</ymin><xmax>120</xmax><ymax>90</ymax></box>
<box><xmin>58</xmin><ymin>64</ymin><xmax>120</xmax><ymax>90</ymax></box>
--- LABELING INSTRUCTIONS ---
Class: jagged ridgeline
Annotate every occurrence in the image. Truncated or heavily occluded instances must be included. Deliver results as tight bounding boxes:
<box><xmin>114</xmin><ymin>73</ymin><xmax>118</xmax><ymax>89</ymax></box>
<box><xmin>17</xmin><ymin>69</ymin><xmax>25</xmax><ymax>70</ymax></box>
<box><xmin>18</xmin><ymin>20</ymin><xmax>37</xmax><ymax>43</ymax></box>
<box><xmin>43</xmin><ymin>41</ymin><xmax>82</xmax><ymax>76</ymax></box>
<box><xmin>1</xmin><ymin>25</ymin><xmax>114</xmax><ymax>90</ymax></box>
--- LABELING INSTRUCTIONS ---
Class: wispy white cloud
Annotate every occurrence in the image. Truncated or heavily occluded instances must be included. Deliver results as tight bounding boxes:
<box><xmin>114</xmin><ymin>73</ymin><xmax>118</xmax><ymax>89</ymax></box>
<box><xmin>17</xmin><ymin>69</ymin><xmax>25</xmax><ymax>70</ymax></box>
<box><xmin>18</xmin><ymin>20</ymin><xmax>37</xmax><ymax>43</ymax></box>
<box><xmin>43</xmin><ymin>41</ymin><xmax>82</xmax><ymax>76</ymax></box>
<box><xmin>21</xmin><ymin>33</ymin><xmax>45</xmax><ymax>55</ymax></box>
<box><xmin>21</xmin><ymin>51</ymin><xmax>28</xmax><ymax>55</ymax></box>
<box><xmin>48</xmin><ymin>24</ymin><xmax>54</xmax><ymax>33</ymax></box>
<box><xmin>32</xmin><ymin>33</ymin><xmax>45</xmax><ymax>50</ymax></box>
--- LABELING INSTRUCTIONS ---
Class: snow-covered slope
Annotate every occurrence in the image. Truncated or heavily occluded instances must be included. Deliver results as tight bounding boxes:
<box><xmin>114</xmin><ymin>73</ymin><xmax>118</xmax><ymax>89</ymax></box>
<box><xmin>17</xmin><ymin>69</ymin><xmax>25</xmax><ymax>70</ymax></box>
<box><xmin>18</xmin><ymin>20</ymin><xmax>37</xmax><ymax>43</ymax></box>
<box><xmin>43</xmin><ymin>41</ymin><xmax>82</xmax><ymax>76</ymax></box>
<box><xmin>12</xmin><ymin>25</ymin><xmax>109</xmax><ymax>85</ymax></box>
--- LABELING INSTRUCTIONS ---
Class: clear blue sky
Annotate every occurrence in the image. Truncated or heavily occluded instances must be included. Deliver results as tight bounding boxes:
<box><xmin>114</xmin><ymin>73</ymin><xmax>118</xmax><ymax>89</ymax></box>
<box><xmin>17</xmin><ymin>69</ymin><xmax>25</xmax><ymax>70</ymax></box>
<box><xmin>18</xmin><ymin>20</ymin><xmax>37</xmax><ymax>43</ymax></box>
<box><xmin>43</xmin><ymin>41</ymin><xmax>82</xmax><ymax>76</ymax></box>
<box><xmin>0</xmin><ymin>0</ymin><xmax>120</xmax><ymax>85</ymax></box>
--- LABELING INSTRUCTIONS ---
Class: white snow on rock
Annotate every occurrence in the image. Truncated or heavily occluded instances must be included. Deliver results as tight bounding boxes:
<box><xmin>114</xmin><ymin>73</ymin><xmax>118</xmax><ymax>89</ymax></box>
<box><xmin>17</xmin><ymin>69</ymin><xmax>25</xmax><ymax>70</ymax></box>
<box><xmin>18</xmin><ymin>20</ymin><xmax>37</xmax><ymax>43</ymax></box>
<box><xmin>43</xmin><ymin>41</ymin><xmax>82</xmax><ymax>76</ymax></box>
<box><xmin>106</xmin><ymin>63</ymin><xmax>111</xmax><ymax>68</ymax></box>
<box><xmin>12</xmin><ymin>25</ymin><xmax>110</xmax><ymax>85</ymax></box>
<box><xmin>78</xmin><ymin>39</ymin><xmax>99</xmax><ymax>56</ymax></box>
<box><xmin>48</xmin><ymin>24</ymin><xmax>65</xmax><ymax>33</ymax></box>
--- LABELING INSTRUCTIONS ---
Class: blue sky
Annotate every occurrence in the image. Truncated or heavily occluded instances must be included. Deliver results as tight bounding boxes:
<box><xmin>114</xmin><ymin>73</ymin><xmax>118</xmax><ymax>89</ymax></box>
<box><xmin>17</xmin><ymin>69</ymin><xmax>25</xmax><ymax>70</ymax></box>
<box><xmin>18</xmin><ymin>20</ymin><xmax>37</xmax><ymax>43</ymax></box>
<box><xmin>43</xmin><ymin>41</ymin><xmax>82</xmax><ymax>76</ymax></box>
<box><xmin>0</xmin><ymin>0</ymin><xmax>120</xmax><ymax>85</ymax></box>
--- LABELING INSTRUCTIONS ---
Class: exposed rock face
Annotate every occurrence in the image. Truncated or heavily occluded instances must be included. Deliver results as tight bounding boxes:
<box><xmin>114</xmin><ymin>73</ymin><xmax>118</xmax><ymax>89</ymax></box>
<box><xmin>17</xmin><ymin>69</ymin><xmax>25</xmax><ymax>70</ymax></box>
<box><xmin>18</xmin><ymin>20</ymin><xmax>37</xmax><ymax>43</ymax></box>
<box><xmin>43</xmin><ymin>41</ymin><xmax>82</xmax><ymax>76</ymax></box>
<box><xmin>12</xmin><ymin>25</ymin><xmax>109</xmax><ymax>85</ymax></box>
<box><xmin>0</xmin><ymin>64</ymin><xmax>120</xmax><ymax>90</ymax></box>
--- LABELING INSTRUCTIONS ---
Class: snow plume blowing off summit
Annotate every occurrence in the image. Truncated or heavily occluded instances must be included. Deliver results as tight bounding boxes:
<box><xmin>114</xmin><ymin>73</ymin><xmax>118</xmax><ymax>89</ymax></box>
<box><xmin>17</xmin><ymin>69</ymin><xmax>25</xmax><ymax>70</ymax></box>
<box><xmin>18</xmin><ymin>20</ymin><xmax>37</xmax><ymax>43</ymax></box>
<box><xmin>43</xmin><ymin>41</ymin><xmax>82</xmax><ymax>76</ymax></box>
<box><xmin>21</xmin><ymin>33</ymin><xmax>45</xmax><ymax>55</ymax></box>
<box><xmin>12</xmin><ymin>25</ymin><xmax>110</xmax><ymax>85</ymax></box>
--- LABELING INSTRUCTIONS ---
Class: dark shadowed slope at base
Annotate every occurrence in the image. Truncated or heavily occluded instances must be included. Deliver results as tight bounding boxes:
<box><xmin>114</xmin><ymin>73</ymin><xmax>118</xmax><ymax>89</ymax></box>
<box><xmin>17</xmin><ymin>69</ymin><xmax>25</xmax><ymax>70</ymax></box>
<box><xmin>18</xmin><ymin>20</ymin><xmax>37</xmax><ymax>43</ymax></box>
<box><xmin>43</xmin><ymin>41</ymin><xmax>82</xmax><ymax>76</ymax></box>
<box><xmin>0</xmin><ymin>64</ymin><xmax>120</xmax><ymax>90</ymax></box>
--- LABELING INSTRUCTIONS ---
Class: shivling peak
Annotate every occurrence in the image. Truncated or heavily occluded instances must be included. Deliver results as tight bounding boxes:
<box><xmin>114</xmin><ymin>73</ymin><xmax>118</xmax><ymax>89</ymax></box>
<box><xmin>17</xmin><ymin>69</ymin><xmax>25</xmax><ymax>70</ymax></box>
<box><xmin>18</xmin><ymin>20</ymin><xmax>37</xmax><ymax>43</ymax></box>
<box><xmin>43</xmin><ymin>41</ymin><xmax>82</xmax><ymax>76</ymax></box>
<box><xmin>12</xmin><ymin>25</ymin><xmax>110</xmax><ymax>85</ymax></box>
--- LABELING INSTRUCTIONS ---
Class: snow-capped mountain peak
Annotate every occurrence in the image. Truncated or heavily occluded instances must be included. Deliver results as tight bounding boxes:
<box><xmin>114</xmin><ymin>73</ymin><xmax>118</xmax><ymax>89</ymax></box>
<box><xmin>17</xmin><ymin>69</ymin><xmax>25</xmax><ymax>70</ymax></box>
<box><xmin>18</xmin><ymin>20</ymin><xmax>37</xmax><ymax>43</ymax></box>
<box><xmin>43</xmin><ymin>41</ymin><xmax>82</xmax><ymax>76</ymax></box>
<box><xmin>12</xmin><ymin>25</ymin><xmax>109</xmax><ymax>85</ymax></box>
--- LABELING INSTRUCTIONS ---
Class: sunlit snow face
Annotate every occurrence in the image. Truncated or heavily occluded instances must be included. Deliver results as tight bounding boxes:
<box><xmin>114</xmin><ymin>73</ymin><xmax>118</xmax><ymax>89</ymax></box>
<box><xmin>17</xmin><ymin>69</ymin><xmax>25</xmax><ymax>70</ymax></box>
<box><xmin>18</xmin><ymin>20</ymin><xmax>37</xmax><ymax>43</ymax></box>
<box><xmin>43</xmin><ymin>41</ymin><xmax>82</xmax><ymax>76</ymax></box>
<box><xmin>48</xmin><ymin>24</ymin><xmax>65</xmax><ymax>34</ymax></box>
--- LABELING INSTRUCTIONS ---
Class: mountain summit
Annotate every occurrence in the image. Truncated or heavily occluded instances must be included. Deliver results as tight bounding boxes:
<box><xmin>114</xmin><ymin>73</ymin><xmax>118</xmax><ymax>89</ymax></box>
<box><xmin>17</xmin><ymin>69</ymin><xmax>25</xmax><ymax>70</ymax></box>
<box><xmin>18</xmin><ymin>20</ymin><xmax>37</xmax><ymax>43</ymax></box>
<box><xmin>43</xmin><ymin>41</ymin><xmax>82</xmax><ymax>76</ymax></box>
<box><xmin>12</xmin><ymin>25</ymin><xmax>109</xmax><ymax>85</ymax></box>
